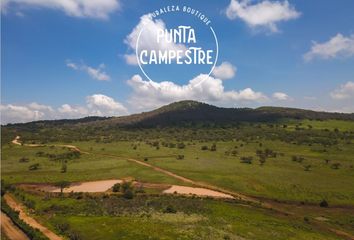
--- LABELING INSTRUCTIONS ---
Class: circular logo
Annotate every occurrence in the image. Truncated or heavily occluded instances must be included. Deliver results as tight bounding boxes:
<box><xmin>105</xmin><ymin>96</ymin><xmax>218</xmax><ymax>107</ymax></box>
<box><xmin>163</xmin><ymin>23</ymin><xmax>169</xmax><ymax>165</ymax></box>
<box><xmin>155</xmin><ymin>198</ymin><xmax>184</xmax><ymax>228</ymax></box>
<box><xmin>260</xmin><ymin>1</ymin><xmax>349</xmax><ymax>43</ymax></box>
<box><xmin>135</xmin><ymin>5</ymin><xmax>218</xmax><ymax>85</ymax></box>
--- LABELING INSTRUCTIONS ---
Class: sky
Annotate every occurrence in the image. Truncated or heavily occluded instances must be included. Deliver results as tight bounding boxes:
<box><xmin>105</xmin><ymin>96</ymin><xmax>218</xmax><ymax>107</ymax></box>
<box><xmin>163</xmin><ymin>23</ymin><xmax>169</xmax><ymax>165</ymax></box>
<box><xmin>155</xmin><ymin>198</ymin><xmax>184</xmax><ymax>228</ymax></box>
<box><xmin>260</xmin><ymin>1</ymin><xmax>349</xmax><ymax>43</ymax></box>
<box><xmin>1</xmin><ymin>0</ymin><xmax>354</xmax><ymax>124</ymax></box>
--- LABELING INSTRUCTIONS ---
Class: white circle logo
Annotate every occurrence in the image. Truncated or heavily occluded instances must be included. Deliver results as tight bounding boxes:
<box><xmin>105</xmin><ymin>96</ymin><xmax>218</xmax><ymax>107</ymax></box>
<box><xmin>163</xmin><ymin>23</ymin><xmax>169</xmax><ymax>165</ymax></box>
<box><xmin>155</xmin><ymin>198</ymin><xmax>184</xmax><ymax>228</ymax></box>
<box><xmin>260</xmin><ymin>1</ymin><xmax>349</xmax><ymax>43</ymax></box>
<box><xmin>135</xmin><ymin>5</ymin><xmax>218</xmax><ymax>85</ymax></box>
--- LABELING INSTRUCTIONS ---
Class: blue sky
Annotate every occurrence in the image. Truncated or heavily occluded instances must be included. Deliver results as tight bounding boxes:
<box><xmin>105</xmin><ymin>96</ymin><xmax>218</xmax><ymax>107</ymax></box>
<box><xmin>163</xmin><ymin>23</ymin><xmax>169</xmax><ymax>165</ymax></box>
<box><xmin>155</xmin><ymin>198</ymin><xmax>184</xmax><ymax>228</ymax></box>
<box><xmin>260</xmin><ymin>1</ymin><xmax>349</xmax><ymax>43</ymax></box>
<box><xmin>1</xmin><ymin>0</ymin><xmax>354</xmax><ymax>123</ymax></box>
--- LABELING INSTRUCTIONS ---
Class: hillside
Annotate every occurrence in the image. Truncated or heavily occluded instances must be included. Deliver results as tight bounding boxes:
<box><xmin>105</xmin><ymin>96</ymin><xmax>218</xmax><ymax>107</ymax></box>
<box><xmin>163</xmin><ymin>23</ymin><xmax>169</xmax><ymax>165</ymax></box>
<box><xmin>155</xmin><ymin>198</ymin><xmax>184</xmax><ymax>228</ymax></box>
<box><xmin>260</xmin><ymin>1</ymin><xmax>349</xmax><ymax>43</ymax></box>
<box><xmin>4</xmin><ymin>100</ymin><xmax>354</xmax><ymax>129</ymax></box>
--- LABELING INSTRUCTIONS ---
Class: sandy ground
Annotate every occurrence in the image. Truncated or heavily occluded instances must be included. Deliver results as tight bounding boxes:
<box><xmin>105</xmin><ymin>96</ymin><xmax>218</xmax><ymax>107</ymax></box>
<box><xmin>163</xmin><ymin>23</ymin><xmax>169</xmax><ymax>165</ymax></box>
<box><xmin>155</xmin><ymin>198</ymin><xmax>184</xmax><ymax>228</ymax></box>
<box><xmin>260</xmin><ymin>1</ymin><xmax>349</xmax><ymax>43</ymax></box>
<box><xmin>1</xmin><ymin>211</ymin><xmax>29</xmax><ymax>240</ymax></box>
<box><xmin>3</xmin><ymin>194</ymin><xmax>63</xmax><ymax>240</ymax></box>
<box><xmin>50</xmin><ymin>179</ymin><xmax>122</xmax><ymax>193</ymax></box>
<box><xmin>163</xmin><ymin>185</ymin><xmax>234</xmax><ymax>199</ymax></box>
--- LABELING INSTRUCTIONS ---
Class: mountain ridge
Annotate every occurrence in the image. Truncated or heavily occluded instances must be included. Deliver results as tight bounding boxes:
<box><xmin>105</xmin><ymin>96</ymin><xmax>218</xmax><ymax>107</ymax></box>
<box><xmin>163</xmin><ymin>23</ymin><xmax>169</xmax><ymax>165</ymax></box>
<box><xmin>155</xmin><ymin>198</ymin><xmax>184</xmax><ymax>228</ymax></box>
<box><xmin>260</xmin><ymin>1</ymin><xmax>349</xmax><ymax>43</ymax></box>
<box><xmin>3</xmin><ymin>100</ymin><xmax>354</xmax><ymax>128</ymax></box>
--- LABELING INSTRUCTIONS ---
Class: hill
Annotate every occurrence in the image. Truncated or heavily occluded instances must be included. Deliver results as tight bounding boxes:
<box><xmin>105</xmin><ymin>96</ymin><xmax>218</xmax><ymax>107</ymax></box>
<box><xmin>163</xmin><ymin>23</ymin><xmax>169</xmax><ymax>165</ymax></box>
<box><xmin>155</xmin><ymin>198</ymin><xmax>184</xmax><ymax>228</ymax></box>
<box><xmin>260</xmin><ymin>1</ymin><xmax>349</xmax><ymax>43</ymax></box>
<box><xmin>3</xmin><ymin>100</ymin><xmax>354</xmax><ymax>129</ymax></box>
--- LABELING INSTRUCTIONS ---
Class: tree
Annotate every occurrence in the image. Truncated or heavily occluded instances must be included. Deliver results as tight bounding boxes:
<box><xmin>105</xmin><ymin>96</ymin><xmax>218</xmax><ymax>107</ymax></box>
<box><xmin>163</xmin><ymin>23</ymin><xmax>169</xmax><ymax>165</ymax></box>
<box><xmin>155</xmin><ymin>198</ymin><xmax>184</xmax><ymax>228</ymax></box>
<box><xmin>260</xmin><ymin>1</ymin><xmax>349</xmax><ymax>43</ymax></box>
<box><xmin>319</xmin><ymin>199</ymin><xmax>328</xmax><ymax>208</ymax></box>
<box><xmin>259</xmin><ymin>155</ymin><xmax>266</xmax><ymax>166</ymax></box>
<box><xmin>201</xmin><ymin>145</ymin><xmax>208</xmax><ymax>150</ymax></box>
<box><xmin>210</xmin><ymin>143</ymin><xmax>217</xmax><ymax>151</ymax></box>
<box><xmin>54</xmin><ymin>181</ymin><xmax>71</xmax><ymax>194</ymax></box>
<box><xmin>61</xmin><ymin>162</ymin><xmax>67</xmax><ymax>173</ymax></box>
<box><xmin>123</xmin><ymin>188</ymin><xmax>134</xmax><ymax>199</ymax></box>
<box><xmin>112</xmin><ymin>183</ymin><xmax>121</xmax><ymax>192</ymax></box>
<box><xmin>331</xmin><ymin>163</ymin><xmax>341</xmax><ymax>170</ymax></box>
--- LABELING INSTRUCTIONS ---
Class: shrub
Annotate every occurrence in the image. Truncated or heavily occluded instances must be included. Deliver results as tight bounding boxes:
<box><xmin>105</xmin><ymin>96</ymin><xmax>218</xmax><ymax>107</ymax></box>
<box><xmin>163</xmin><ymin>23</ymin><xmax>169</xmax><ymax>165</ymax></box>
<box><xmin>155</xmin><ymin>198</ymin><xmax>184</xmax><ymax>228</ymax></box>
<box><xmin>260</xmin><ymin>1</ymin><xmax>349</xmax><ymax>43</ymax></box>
<box><xmin>19</xmin><ymin>157</ymin><xmax>29</xmax><ymax>163</ymax></box>
<box><xmin>319</xmin><ymin>199</ymin><xmax>328</xmax><ymax>208</ymax></box>
<box><xmin>240</xmin><ymin>156</ymin><xmax>253</xmax><ymax>164</ymax></box>
<box><xmin>123</xmin><ymin>189</ymin><xmax>134</xmax><ymax>199</ymax></box>
<box><xmin>177</xmin><ymin>142</ymin><xmax>185</xmax><ymax>149</ymax></box>
<box><xmin>1</xmin><ymin>199</ymin><xmax>49</xmax><ymax>240</ymax></box>
<box><xmin>163</xmin><ymin>205</ymin><xmax>177</xmax><ymax>213</ymax></box>
<box><xmin>210</xmin><ymin>143</ymin><xmax>217</xmax><ymax>151</ymax></box>
<box><xmin>112</xmin><ymin>183</ymin><xmax>121</xmax><ymax>192</ymax></box>
<box><xmin>29</xmin><ymin>163</ymin><xmax>40</xmax><ymax>171</ymax></box>
<box><xmin>201</xmin><ymin>145</ymin><xmax>208</xmax><ymax>150</ymax></box>
<box><xmin>61</xmin><ymin>163</ymin><xmax>67</xmax><ymax>173</ymax></box>
<box><xmin>304</xmin><ymin>165</ymin><xmax>311</xmax><ymax>171</ymax></box>
<box><xmin>331</xmin><ymin>163</ymin><xmax>341</xmax><ymax>169</ymax></box>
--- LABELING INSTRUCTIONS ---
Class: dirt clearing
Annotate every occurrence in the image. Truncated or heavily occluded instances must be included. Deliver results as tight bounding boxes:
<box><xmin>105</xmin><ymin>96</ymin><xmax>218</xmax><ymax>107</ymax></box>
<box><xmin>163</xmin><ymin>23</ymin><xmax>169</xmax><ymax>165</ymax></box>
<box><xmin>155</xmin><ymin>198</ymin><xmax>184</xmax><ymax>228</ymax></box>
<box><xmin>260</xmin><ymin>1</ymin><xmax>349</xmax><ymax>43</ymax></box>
<box><xmin>163</xmin><ymin>185</ymin><xmax>235</xmax><ymax>199</ymax></box>
<box><xmin>50</xmin><ymin>179</ymin><xmax>121</xmax><ymax>193</ymax></box>
<box><xmin>1</xmin><ymin>211</ymin><xmax>29</xmax><ymax>240</ymax></box>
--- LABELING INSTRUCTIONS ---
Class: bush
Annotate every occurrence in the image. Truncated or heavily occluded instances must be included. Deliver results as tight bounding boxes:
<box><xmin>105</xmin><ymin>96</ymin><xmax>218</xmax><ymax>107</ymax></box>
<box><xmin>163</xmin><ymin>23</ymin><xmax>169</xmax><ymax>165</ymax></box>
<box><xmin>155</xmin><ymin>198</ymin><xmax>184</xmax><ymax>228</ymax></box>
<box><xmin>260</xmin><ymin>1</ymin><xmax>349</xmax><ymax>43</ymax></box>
<box><xmin>123</xmin><ymin>189</ymin><xmax>134</xmax><ymax>199</ymax></box>
<box><xmin>176</xmin><ymin>155</ymin><xmax>184</xmax><ymax>160</ymax></box>
<box><xmin>1</xmin><ymin>199</ymin><xmax>49</xmax><ymax>240</ymax></box>
<box><xmin>29</xmin><ymin>163</ymin><xmax>40</xmax><ymax>171</ymax></box>
<box><xmin>319</xmin><ymin>199</ymin><xmax>328</xmax><ymax>208</ymax></box>
<box><xmin>304</xmin><ymin>165</ymin><xmax>311</xmax><ymax>171</ymax></box>
<box><xmin>163</xmin><ymin>205</ymin><xmax>177</xmax><ymax>213</ymax></box>
<box><xmin>240</xmin><ymin>156</ymin><xmax>253</xmax><ymax>164</ymax></box>
<box><xmin>331</xmin><ymin>163</ymin><xmax>340</xmax><ymax>169</ymax></box>
<box><xmin>55</xmin><ymin>221</ymin><xmax>70</xmax><ymax>234</ymax></box>
<box><xmin>112</xmin><ymin>183</ymin><xmax>121</xmax><ymax>192</ymax></box>
<box><xmin>61</xmin><ymin>163</ymin><xmax>67</xmax><ymax>173</ymax></box>
<box><xmin>68</xmin><ymin>230</ymin><xmax>82</xmax><ymax>240</ymax></box>
<box><xmin>210</xmin><ymin>143</ymin><xmax>217</xmax><ymax>151</ymax></box>
<box><xmin>177</xmin><ymin>142</ymin><xmax>185</xmax><ymax>149</ymax></box>
<box><xmin>201</xmin><ymin>145</ymin><xmax>208</xmax><ymax>150</ymax></box>
<box><xmin>19</xmin><ymin>157</ymin><xmax>29</xmax><ymax>163</ymax></box>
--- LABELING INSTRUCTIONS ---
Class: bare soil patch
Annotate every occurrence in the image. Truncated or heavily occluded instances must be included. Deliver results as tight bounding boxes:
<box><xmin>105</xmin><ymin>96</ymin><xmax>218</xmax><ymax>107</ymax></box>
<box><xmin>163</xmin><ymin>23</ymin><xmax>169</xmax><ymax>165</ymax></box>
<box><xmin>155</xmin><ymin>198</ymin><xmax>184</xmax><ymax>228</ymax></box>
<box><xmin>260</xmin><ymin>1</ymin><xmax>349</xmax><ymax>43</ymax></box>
<box><xmin>3</xmin><ymin>194</ymin><xmax>63</xmax><ymax>240</ymax></box>
<box><xmin>163</xmin><ymin>185</ymin><xmax>234</xmax><ymax>199</ymax></box>
<box><xmin>50</xmin><ymin>179</ymin><xmax>122</xmax><ymax>193</ymax></box>
<box><xmin>1</xmin><ymin>211</ymin><xmax>29</xmax><ymax>240</ymax></box>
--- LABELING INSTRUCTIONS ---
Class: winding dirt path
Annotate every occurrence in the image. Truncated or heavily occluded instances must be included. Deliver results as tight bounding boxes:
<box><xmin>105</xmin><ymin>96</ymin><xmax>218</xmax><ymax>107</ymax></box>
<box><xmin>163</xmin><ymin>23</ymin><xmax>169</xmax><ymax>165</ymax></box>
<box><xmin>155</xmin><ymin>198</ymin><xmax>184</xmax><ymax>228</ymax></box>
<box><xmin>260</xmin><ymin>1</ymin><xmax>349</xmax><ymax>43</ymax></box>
<box><xmin>12</xmin><ymin>136</ymin><xmax>87</xmax><ymax>153</ymax></box>
<box><xmin>3</xmin><ymin>194</ymin><xmax>63</xmax><ymax>240</ymax></box>
<box><xmin>1</xmin><ymin>211</ymin><xmax>29</xmax><ymax>240</ymax></box>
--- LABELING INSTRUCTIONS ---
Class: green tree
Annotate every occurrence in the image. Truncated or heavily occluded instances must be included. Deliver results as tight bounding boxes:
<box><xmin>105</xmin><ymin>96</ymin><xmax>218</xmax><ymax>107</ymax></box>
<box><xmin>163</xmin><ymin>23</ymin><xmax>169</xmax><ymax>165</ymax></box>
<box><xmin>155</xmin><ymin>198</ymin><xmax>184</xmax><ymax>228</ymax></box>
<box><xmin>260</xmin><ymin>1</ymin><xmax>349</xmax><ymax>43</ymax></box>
<box><xmin>54</xmin><ymin>181</ymin><xmax>71</xmax><ymax>194</ymax></box>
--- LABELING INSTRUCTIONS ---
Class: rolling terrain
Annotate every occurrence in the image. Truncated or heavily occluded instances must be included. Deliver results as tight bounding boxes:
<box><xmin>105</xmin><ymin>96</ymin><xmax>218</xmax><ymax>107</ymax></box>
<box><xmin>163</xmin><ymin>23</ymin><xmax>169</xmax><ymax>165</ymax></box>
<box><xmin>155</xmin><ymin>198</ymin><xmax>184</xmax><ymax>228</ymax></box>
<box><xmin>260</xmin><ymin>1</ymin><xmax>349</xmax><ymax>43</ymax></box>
<box><xmin>1</xmin><ymin>101</ymin><xmax>354</xmax><ymax>240</ymax></box>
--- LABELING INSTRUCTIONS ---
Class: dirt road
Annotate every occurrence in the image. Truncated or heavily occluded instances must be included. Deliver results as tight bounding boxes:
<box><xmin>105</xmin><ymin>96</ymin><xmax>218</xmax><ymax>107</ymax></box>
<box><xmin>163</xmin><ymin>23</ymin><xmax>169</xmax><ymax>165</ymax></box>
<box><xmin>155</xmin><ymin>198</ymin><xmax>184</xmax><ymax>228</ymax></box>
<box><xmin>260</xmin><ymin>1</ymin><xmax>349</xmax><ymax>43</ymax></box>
<box><xmin>12</xmin><ymin>135</ymin><xmax>87</xmax><ymax>153</ymax></box>
<box><xmin>3</xmin><ymin>194</ymin><xmax>63</xmax><ymax>240</ymax></box>
<box><xmin>1</xmin><ymin>211</ymin><xmax>29</xmax><ymax>240</ymax></box>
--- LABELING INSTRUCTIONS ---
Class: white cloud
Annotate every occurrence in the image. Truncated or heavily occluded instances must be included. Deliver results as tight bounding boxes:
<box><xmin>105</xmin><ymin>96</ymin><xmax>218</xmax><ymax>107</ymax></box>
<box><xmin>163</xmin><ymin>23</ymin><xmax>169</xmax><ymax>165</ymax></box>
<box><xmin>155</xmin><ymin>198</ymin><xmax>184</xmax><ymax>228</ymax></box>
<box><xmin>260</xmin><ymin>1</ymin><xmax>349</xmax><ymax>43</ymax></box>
<box><xmin>86</xmin><ymin>94</ymin><xmax>128</xmax><ymax>116</ymax></box>
<box><xmin>57</xmin><ymin>104</ymin><xmax>88</xmax><ymax>118</ymax></box>
<box><xmin>212</xmin><ymin>62</ymin><xmax>237</xmax><ymax>80</ymax></box>
<box><xmin>1</xmin><ymin>0</ymin><xmax>120</xmax><ymax>19</ymax></box>
<box><xmin>127</xmin><ymin>74</ymin><xmax>267</xmax><ymax>110</ymax></box>
<box><xmin>0</xmin><ymin>102</ymin><xmax>54</xmax><ymax>124</ymax></box>
<box><xmin>304</xmin><ymin>34</ymin><xmax>354</xmax><ymax>61</ymax></box>
<box><xmin>225</xmin><ymin>0</ymin><xmax>300</xmax><ymax>32</ymax></box>
<box><xmin>330</xmin><ymin>81</ymin><xmax>354</xmax><ymax>100</ymax></box>
<box><xmin>124</xmin><ymin>54</ymin><xmax>138</xmax><ymax>66</ymax></box>
<box><xmin>124</xmin><ymin>14</ymin><xmax>187</xmax><ymax>65</ymax></box>
<box><xmin>1</xmin><ymin>95</ymin><xmax>127</xmax><ymax>124</ymax></box>
<box><xmin>272</xmin><ymin>92</ymin><xmax>289</xmax><ymax>100</ymax></box>
<box><xmin>67</xmin><ymin>61</ymin><xmax>110</xmax><ymax>81</ymax></box>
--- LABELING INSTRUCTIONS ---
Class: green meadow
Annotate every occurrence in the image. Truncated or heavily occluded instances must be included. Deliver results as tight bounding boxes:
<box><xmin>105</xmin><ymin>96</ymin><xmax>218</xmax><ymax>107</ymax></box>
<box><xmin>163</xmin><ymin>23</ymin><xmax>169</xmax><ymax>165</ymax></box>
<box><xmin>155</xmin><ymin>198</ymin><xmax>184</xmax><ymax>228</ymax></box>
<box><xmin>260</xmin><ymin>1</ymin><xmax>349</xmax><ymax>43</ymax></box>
<box><xmin>1</xmin><ymin>118</ymin><xmax>354</xmax><ymax>240</ymax></box>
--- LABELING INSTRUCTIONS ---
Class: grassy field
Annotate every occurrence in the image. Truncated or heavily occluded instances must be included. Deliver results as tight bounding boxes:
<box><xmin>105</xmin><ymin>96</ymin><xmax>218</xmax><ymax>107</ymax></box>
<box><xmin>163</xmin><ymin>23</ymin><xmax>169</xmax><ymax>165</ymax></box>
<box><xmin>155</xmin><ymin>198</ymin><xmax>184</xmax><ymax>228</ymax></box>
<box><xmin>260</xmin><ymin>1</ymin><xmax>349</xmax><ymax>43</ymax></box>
<box><xmin>69</xmin><ymin>136</ymin><xmax>354</xmax><ymax>206</ymax></box>
<box><xmin>10</xmin><ymin>190</ymin><xmax>344</xmax><ymax>240</ymax></box>
<box><xmin>1</xmin><ymin>119</ymin><xmax>354</xmax><ymax>239</ymax></box>
<box><xmin>1</xmin><ymin>144</ymin><xmax>183</xmax><ymax>185</ymax></box>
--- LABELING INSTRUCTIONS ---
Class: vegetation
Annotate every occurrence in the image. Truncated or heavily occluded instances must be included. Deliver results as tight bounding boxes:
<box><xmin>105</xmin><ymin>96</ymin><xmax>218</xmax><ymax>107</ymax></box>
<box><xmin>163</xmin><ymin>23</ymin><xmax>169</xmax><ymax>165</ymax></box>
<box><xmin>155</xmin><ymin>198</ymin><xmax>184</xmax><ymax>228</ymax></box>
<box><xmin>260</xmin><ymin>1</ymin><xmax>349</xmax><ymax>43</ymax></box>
<box><xmin>1</xmin><ymin>193</ymin><xmax>48</xmax><ymax>240</ymax></box>
<box><xmin>1</xmin><ymin>101</ymin><xmax>354</xmax><ymax>239</ymax></box>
